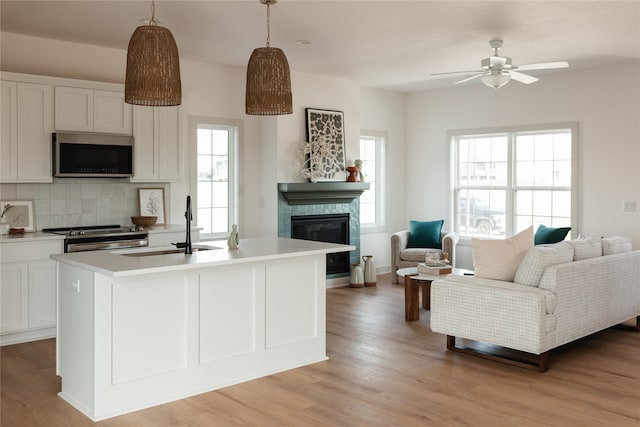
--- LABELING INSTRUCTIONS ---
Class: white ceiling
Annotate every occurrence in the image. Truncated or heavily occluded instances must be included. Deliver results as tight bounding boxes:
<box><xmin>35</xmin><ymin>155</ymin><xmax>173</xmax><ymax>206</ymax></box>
<box><xmin>2</xmin><ymin>0</ymin><xmax>639</xmax><ymax>92</ymax></box>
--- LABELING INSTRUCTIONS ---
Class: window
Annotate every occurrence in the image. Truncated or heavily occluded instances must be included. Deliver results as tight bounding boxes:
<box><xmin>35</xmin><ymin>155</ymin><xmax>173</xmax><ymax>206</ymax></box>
<box><xmin>192</xmin><ymin>117</ymin><xmax>239</xmax><ymax>239</ymax></box>
<box><xmin>451</xmin><ymin>123</ymin><xmax>577</xmax><ymax>239</ymax></box>
<box><xmin>359</xmin><ymin>131</ymin><xmax>386</xmax><ymax>231</ymax></box>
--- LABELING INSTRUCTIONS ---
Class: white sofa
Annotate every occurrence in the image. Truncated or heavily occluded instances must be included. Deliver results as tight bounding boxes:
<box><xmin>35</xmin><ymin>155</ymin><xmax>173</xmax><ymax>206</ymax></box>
<box><xmin>430</xmin><ymin>239</ymin><xmax>640</xmax><ymax>371</ymax></box>
<box><xmin>391</xmin><ymin>230</ymin><xmax>459</xmax><ymax>283</ymax></box>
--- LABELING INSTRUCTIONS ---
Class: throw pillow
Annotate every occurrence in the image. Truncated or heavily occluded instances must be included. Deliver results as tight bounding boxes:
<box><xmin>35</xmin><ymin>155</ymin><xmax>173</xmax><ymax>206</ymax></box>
<box><xmin>602</xmin><ymin>236</ymin><xmax>632</xmax><ymax>255</ymax></box>
<box><xmin>514</xmin><ymin>241</ymin><xmax>574</xmax><ymax>287</ymax></box>
<box><xmin>534</xmin><ymin>224</ymin><xmax>571</xmax><ymax>245</ymax></box>
<box><xmin>407</xmin><ymin>220</ymin><xmax>443</xmax><ymax>249</ymax></box>
<box><xmin>567</xmin><ymin>238</ymin><xmax>602</xmax><ymax>260</ymax></box>
<box><xmin>472</xmin><ymin>226</ymin><xmax>533</xmax><ymax>281</ymax></box>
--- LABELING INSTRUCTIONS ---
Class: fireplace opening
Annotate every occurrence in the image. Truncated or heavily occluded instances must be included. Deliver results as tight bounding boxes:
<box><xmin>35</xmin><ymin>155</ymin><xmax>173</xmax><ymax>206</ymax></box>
<box><xmin>291</xmin><ymin>213</ymin><xmax>350</xmax><ymax>275</ymax></box>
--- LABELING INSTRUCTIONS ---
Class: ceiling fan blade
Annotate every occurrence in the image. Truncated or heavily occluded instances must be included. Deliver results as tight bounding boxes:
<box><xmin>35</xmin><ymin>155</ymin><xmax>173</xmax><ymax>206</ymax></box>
<box><xmin>516</xmin><ymin>61</ymin><xmax>569</xmax><ymax>71</ymax></box>
<box><xmin>454</xmin><ymin>73</ymin><xmax>485</xmax><ymax>85</ymax></box>
<box><xmin>430</xmin><ymin>70</ymin><xmax>483</xmax><ymax>76</ymax></box>
<box><xmin>509</xmin><ymin>71</ymin><xmax>538</xmax><ymax>84</ymax></box>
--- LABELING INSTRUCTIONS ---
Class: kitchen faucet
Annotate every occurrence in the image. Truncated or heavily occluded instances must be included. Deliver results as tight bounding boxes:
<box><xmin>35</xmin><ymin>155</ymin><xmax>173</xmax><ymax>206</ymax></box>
<box><xmin>173</xmin><ymin>195</ymin><xmax>193</xmax><ymax>254</ymax></box>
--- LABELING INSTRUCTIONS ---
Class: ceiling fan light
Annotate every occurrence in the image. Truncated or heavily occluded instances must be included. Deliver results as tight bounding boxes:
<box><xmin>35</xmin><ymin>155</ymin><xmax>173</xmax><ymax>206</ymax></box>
<box><xmin>481</xmin><ymin>72</ymin><xmax>510</xmax><ymax>89</ymax></box>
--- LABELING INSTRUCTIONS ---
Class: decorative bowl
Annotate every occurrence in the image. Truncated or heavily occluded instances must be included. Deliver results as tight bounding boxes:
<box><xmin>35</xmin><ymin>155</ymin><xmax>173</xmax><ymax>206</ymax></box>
<box><xmin>131</xmin><ymin>215</ymin><xmax>157</xmax><ymax>227</ymax></box>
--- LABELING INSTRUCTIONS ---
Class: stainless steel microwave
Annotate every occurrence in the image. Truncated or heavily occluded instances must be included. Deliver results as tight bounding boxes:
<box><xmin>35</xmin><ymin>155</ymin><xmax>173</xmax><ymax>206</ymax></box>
<box><xmin>53</xmin><ymin>132</ymin><xmax>134</xmax><ymax>178</ymax></box>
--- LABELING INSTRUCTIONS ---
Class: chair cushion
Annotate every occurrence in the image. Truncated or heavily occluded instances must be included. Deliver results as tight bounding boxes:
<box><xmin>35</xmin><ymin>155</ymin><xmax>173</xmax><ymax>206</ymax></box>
<box><xmin>472</xmin><ymin>226</ymin><xmax>533</xmax><ymax>281</ymax></box>
<box><xmin>567</xmin><ymin>238</ymin><xmax>602</xmax><ymax>260</ymax></box>
<box><xmin>407</xmin><ymin>220</ymin><xmax>443</xmax><ymax>249</ymax></box>
<box><xmin>602</xmin><ymin>236</ymin><xmax>632</xmax><ymax>255</ymax></box>
<box><xmin>514</xmin><ymin>241</ymin><xmax>574</xmax><ymax>287</ymax></box>
<box><xmin>534</xmin><ymin>224</ymin><xmax>571</xmax><ymax>245</ymax></box>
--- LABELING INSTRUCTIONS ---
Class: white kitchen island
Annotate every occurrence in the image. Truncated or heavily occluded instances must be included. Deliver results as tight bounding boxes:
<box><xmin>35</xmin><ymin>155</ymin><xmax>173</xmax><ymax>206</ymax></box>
<box><xmin>52</xmin><ymin>238</ymin><xmax>354</xmax><ymax>421</ymax></box>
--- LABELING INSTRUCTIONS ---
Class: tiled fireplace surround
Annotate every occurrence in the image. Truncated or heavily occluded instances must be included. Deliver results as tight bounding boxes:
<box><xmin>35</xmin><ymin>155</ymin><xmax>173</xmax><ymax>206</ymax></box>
<box><xmin>277</xmin><ymin>182</ymin><xmax>369</xmax><ymax>279</ymax></box>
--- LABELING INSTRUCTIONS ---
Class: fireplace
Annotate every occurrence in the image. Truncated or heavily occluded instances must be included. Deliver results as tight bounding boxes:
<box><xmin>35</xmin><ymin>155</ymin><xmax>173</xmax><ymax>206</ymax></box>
<box><xmin>291</xmin><ymin>213</ymin><xmax>350</xmax><ymax>275</ymax></box>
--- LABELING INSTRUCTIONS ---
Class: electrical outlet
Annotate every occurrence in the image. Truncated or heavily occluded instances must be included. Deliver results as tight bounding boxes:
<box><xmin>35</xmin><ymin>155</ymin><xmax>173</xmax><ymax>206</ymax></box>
<box><xmin>72</xmin><ymin>280</ymin><xmax>80</xmax><ymax>293</ymax></box>
<box><xmin>623</xmin><ymin>200</ymin><xmax>637</xmax><ymax>212</ymax></box>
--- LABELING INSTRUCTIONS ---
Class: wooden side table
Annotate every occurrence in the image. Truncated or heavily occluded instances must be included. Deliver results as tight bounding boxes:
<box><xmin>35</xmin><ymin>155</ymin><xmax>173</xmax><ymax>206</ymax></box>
<box><xmin>397</xmin><ymin>267</ymin><xmax>472</xmax><ymax>321</ymax></box>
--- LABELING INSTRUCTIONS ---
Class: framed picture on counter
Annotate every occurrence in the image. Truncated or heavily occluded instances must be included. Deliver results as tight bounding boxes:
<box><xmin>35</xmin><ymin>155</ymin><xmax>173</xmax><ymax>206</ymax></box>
<box><xmin>138</xmin><ymin>188</ymin><xmax>166</xmax><ymax>224</ymax></box>
<box><xmin>0</xmin><ymin>200</ymin><xmax>35</xmax><ymax>232</ymax></box>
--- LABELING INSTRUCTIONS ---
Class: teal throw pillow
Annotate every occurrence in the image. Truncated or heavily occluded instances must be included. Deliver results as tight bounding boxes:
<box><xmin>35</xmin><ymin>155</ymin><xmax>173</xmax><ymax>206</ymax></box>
<box><xmin>534</xmin><ymin>224</ymin><xmax>571</xmax><ymax>245</ymax></box>
<box><xmin>407</xmin><ymin>220</ymin><xmax>443</xmax><ymax>249</ymax></box>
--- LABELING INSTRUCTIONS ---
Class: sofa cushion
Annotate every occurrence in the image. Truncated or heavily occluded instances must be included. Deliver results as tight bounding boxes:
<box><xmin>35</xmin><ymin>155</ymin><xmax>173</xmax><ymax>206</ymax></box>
<box><xmin>534</xmin><ymin>224</ymin><xmax>571</xmax><ymax>245</ymax></box>
<box><xmin>602</xmin><ymin>236</ymin><xmax>632</xmax><ymax>255</ymax></box>
<box><xmin>407</xmin><ymin>220</ymin><xmax>443</xmax><ymax>249</ymax></box>
<box><xmin>567</xmin><ymin>238</ymin><xmax>602</xmax><ymax>260</ymax></box>
<box><xmin>472</xmin><ymin>226</ymin><xmax>533</xmax><ymax>281</ymax></box>
<box><xmin>514</xmin><ymin>241</ymin><xmax>574</xmax><ymax>287</ymax></box>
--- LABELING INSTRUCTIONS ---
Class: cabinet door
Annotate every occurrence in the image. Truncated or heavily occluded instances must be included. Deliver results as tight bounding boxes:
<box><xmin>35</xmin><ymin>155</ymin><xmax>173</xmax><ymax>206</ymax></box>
<box><xmin>131</xmin><ymin>105</ymin><xmax>157</xmax><ymax>180</ymax></box>
<box><xmin>131</xmin><ymin>106</ymin><xmax>182</xmax><ymax>181</ymax></box>
<box><xmin>94</xmin><ymin>90</ymin><xmax>132</xmax><ymax>135</ymax></box>
<box><xmin>17</xmin><ymin>83</ymin><xmax>54</xmax><ymax>182</ymax></box>
<box><xmin>157</xmin><ymin>106</ymin><xmax>182</xmax><ymax>181</ymax></box>
<box><xmin>55</xmin><ymin>86</ymin><xmax>93</xmax><ymax>131</ymax></box>
<box><xmin>0</xmin><ymin>262</ymin><xmax>29</xmax><ymax>333</ymax></box>
<box><xmin>0</xmin><ymin>81</ymin><xmax>18</xmax><ymax>181</ymax></box>
<box><xmin>28</xmin><ymin>260</ymin><xmax>58</xmax><ymax>329</ymax></box>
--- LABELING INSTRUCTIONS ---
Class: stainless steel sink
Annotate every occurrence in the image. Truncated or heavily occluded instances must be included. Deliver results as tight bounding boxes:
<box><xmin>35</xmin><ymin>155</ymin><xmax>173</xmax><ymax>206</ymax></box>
<box><xmin>122</xmin><ymin>246</ymin><xmax>221</xmax><ymax>257</ymax></box>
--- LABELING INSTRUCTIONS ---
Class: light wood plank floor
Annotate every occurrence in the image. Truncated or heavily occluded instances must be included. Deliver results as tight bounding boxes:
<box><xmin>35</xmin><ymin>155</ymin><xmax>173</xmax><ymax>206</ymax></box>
<box><xmin>2</xmin><ymin>273</ymin><xmax>639</xmax><ymax>426</ymax></box>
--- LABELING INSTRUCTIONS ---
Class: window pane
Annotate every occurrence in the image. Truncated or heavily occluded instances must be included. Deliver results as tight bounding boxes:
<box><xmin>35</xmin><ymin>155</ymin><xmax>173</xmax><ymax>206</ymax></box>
<box><xmin>454</xmin><ymin>126</ymin><xmax>573</xmax><ymax>239</ymax></box>
<box><xmin>197</xmin><ymin>182</ymin><xmax>212</xmax><ymax>208</ymax></box>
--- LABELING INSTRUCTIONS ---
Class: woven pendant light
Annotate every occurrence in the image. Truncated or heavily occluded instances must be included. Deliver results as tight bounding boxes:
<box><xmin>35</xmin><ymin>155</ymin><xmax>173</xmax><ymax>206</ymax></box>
<box><xmin>125</xmin><ymin>0</ymin><xmax>181</xmax><ymax>106</ymax></box>
<box><xmin>246</xmin><ymin>0</ymin><xmax>292</xmax><ymax>115</ymax></box>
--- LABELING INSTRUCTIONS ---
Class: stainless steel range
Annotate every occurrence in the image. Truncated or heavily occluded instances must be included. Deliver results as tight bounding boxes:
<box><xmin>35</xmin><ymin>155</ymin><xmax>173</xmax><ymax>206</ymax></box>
<box><xmin>43</xmin><ymin>225</ymin><xmax>148</xmax><ymax>253</ymax></box>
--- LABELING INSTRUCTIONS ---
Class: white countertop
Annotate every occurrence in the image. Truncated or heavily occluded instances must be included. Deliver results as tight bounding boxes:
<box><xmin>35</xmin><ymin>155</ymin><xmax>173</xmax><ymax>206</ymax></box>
<box><xmin>0</xmin><ymin>231</ymin><xmax>65</xmax><ymax>243</ymax></box>
<box><xmin>51</xmin><ymin>238</ymin><xmax>355</xmax><ymax>277</ymax></box>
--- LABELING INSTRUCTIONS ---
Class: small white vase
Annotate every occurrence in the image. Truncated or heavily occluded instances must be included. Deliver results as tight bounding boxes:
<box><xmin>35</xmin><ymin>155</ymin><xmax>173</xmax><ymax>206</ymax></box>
<box><xmin>0</xmin><ymin>222</ymin><xmax>10</xmax><ymax>235</ymax></box>
<box><xmin>227</xmin><ymin>224</ymin><xmax>239</xmax><ymax>250</ymax></box>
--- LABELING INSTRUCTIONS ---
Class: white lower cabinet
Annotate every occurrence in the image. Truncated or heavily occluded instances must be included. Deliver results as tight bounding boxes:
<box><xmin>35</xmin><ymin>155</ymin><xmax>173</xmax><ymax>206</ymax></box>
<box><xmin>0</xmin><ymin>262</ymin><xmax>29</xmax><ymax>334</ymax></box>
<box><xmin>0</xmin><ymin>240</ymin><xmax>62</xmax><ymax>345</ymax></box>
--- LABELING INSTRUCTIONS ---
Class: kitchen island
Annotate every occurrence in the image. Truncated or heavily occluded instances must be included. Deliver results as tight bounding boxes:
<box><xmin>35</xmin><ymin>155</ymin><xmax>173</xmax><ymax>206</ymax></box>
<box><xmin>52</xmin><ymin>238</ymin><xmax>354</xmax><ymax>421</ymax></box>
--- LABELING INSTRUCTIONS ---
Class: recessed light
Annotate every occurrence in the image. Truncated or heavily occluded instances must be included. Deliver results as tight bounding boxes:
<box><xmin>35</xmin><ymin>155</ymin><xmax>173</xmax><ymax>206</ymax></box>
<box><xmin>295</xmin><ymin>40</ymin><xmax>311</xmax><ymax>45</ymax></box>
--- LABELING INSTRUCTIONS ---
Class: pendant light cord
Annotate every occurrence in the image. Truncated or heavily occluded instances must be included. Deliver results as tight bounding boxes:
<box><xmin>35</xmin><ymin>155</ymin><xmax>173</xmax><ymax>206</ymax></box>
<box><xmin>150</xmin><ymin>0</ymin><xmax>157</xmax><ymax>26</ymax></box>
<box><xmin>266</xmin><ymin>2</ymin><xmax>271</xmax><ymax>48</ymax></box>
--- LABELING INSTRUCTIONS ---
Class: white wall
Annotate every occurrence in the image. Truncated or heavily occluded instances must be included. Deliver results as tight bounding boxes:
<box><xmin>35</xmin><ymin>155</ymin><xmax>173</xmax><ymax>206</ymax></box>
<box><xmin>359</xmin><ymin>87</ymin><xmax>407</xmax><ymax>272</ymax></box>
<box><xmin>406</xmin><ymin>62</ymin><xmax>640</xmax><ymax>268</ymax></box>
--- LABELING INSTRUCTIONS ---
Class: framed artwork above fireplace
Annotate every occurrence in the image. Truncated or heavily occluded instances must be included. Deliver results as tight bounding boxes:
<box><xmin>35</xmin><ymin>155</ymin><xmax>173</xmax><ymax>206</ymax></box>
<box><xmin>305</xmin><ymin>108</ymin><xmax>346</xmax><ymax>182</ymax></box>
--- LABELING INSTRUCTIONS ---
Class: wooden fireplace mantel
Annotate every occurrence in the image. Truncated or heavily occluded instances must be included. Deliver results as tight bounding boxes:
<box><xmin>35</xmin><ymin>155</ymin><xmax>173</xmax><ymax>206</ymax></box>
<box><xmin>278</xmin><ymin>182</ymin><xmax>370</xmax><ymax>205</ymax></box>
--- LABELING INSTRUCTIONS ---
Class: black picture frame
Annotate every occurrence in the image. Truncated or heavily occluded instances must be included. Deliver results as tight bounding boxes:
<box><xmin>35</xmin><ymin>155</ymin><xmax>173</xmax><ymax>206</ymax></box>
<box><xmin>305</xmin><ymin>108</ymin><xmax>346</xmax><ymax>181</ymax></box>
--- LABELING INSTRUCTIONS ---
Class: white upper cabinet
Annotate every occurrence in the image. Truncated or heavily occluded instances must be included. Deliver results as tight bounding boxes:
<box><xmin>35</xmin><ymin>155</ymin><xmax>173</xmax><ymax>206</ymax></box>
<box><xmin>1</xmin><ymin>81</ymin><xmax>18</xmax><ymax>181</ymax></box>
<box><xmin>55</xmin><ymin>86</ymin><xmax>132</xmax><ymax>135</ymax></box>
<box><xmin>131</xmin><ymin>105</ymin><xmax>183</xmax><ymax>182</ymax></box>
<box><xmin>1</xmin><ymin>80</ymin><xmax>54</xmax><ymax>183</ymax></box>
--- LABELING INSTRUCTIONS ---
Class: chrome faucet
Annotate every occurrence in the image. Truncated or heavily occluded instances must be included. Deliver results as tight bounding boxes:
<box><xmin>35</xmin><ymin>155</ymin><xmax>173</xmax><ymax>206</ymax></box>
<box><xmin>173</xmin><ymin>195</ymin><xmax>193</xmax><ymax>254</ymax></box>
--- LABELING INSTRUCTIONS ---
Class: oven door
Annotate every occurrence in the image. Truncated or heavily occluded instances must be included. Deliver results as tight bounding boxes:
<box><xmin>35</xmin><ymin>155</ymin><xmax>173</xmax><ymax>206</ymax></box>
<box><xmin>65</xmin><ymin>235</ymin><xmax>148</xmax><ymax>253</ymax></box>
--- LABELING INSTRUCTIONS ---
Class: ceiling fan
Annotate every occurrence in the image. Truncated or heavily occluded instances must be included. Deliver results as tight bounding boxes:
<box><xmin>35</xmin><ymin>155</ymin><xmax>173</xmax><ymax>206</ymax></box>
<box><xmin>432</xmin><ymin>39</ymin><xmax>569</xmax><ymax>89</ymax></box>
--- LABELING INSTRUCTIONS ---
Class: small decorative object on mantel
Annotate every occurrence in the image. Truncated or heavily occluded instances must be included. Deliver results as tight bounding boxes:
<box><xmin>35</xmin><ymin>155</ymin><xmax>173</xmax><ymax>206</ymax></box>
<box><xmin>354</xmin><ymin>159</ymin><xmax>365</xmax><ymax>182</ymax></box>
<box><xmin>228</xmin><ymin>224</ymin><xmax>239</xmax><ymax>250</ymax></box>
<box><xmin>346</xmin><ymin>165</ymin><xmax>358</xmax><ymax>182</ymax></box>
<box><xmin>303</xmin><ymin>108</ymin><xmax>346</xmax><ymax>182</ymax></box>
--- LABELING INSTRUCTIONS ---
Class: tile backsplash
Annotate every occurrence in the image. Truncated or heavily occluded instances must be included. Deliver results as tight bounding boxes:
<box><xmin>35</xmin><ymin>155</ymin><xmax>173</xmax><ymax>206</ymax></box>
<box><xmin>0</xmin><ymin>178</ymin><xmax>169</xmax><ymax>230</ymax></box>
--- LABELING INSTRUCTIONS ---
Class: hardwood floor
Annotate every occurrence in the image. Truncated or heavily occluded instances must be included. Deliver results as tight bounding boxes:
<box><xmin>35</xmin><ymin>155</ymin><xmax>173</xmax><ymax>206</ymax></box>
<box><xmin>2</xmin><ymin>273</ymin><xmax>639</xmax><ymax>426</ymax></box>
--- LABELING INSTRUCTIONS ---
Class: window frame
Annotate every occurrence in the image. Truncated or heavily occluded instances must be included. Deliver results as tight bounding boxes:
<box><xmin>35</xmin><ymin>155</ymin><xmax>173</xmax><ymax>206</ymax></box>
<box><xmin>359</xmin><ymin>130</ymin><xmax>387</xmax><ymax>233</ymax></box>
<box><xmin>190</xmin><ymin>116</ymin><xmax>240</xmax><ymax>241</ymax></box>
<box><xmin>449</xmin><ymin>122</ymin><xmax>578</xmax><ymax>243</ymax></box>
